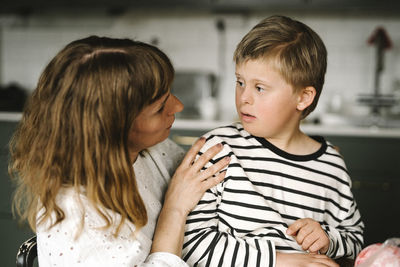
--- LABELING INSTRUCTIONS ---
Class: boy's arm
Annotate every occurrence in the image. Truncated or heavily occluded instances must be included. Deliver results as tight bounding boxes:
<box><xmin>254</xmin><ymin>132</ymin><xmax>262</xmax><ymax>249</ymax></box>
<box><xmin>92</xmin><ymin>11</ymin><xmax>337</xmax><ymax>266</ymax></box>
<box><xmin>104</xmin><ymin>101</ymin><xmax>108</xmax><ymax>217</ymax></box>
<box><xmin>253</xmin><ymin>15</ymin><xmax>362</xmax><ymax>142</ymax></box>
<box><xmin>183</xmin><ymin>184</ymin><xmax>276</xmax><ymax>266</ymax></box>
<box><xmin>322</xmin><ymin>199</ymin><xmax>364</xmax><ymax>259</ymax></box>
<box><xmin>304</xmin><ymin>144</ymin><xmax>364</xmax><ymax>260</ymax></box>
<box><xmin>287</xmin><ymin>174</ymin><xmax>364</xmax><ymax>259</ymax></box>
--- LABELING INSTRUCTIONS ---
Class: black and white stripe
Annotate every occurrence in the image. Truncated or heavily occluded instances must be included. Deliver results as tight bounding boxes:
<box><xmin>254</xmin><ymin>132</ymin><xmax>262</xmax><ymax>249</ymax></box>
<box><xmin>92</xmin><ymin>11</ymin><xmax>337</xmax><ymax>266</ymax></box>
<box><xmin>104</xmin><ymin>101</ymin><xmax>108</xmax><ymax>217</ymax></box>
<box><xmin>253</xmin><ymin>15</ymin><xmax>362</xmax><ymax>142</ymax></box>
<box><xmin>183</xmin><ymin>122</ymin><xmax>364</xmax><ymax>266</ymax></box>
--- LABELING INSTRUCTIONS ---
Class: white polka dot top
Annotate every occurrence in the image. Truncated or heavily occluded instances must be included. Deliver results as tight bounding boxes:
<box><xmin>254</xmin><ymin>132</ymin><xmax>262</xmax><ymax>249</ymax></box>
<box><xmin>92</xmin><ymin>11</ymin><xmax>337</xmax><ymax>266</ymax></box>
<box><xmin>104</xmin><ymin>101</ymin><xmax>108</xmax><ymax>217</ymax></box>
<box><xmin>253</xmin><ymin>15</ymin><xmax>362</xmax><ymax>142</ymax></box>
<box><xmin>36</xmin><ymin>139</ymin><xmax>188</xmax><ymax>267</ymax></box>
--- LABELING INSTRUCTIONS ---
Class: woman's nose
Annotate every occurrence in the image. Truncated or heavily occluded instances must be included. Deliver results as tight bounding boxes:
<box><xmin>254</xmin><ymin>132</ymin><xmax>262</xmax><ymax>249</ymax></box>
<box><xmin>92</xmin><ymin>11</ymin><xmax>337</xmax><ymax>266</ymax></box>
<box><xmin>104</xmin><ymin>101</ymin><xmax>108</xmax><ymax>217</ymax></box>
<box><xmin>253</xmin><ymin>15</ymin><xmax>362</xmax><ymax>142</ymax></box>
<box><xmin>168</xmin><ymin>94</ymin><xmax>184</xmax><ymax>115</ymax></box>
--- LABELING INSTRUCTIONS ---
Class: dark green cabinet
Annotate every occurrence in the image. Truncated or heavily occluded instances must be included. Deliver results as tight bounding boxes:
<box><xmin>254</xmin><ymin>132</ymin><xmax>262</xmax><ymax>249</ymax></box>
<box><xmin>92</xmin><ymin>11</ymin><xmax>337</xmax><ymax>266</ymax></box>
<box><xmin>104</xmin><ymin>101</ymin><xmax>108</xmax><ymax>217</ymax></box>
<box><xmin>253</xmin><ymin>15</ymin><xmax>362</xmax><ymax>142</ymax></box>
<box><xmin>0</xmin><ymin>121</ymin><xmax>34</xmax><ymax>267</ymax></box>
<box><xmin>324</xmin><ymin>135</ymin><xmax>400</xmax><ymax>246</ymax></box>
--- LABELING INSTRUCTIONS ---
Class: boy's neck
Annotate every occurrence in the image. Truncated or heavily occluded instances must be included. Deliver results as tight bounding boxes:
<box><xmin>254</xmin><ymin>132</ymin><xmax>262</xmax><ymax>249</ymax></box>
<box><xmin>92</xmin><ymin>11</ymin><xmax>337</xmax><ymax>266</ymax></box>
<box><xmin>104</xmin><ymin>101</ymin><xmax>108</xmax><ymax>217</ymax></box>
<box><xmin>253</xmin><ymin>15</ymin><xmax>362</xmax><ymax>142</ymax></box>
<box><xmin>264</xmin><ymin>125</ymin><xmax>321</xmax><ymax>155</ymax></box>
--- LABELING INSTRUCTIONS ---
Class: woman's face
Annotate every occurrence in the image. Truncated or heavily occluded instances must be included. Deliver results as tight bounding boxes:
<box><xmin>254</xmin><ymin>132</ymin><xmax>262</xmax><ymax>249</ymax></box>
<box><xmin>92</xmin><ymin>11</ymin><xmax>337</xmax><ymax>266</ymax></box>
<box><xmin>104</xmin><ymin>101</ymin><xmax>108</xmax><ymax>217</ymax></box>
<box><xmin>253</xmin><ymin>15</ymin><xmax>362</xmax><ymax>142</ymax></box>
<box><xmin>128</xmin><ymin>92</ymin><xmax>183</xmax><ymax>161</ymax></box>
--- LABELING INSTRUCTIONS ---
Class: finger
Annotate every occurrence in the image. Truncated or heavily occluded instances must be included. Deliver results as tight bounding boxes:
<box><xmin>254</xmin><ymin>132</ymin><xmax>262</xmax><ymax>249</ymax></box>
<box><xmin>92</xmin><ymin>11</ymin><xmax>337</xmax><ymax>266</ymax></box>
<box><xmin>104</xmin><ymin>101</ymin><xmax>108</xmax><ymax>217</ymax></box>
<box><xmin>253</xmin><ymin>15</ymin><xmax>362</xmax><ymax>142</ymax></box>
<box><xmin>309</xmin><ymin>235</ymin><xmax>329</xmax><ymax>254</ymax></box>
<box><xmin>295</xmin><ymin>224</ymin><xmax>313</xmax><ymax>245</ymax></box>
<box><xmin>199</xmin><ymin>156</ymin><xmax>230</xmax><ymax>181</ymax></box>
<box><xmin>308</xmin><ymin>238</ymin><xmax>324</xmax><ymax>253</ymax></box>
<box><xmin>201</xmin><ymin>171</ymin><xmax>227</xmax><ymax>191</ymax></box>
<box><xmin>302</xmin><ymin>231</ymin><xmax>319</xmax><ymax>251</ymax></box>
<box><xmin>191</xmin><ymin>143</ymin><xmax>223</xmax><ymax>172</ymax></box>
<box><xmin>180</xmin><ymin>137</ymin><xmax>206</xmax><ymax>167</ymax></box>
<box><xmin>287</xmin><ymin>218</ymin><xmax>307</xmax><ymax>235</ymax></box>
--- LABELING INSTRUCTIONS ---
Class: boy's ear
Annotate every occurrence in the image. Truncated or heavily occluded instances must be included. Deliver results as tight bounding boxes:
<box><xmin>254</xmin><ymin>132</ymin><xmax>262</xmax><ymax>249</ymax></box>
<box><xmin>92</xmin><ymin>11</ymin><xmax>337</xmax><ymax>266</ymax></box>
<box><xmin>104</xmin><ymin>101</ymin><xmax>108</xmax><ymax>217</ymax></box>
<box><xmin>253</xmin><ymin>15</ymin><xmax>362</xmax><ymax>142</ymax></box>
<box><xmin>297</xmin><ymin>86</ymin><xmax>316</xmax><ymax>111</ymax></box>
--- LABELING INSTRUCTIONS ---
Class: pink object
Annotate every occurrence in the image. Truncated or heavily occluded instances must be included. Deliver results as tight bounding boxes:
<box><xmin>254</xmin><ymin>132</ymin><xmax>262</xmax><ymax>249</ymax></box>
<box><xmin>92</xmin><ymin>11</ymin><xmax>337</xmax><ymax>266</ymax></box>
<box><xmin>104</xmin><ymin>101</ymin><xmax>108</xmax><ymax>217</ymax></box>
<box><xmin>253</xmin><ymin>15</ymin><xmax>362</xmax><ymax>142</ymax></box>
<box><xmin>355</xmin><ymin>238</ymin><xmax>400</xmax><ymax>267</ymax></box>
<box><xmin>367</xmin><ymin>27</ymin><xmax>392</xmax><ymax>50</ymax></box>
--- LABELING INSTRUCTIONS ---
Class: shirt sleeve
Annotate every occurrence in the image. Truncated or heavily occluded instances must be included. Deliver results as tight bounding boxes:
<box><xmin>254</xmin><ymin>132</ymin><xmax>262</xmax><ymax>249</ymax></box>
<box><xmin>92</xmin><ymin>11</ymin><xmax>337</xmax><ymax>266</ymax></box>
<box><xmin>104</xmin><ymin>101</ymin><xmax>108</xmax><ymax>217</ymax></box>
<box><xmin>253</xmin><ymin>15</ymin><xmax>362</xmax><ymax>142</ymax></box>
<box><xmin>323</xmin><ymin>179</ymin><xmax>364</xmax><ymax>259</ymax></box>
<box><xmin>315</xmin><ymin>144</ymin><xmax>364</xmax><ymax>259</ymax></box>
<box><xmin>37</xmin><ymin>189</ymin><xmax>189</xmax><ymax>267</ymax></box>
<box><xmin>182</xmin><ymin>136</ymin><xmax>276</xmax><ymax>267</ymax></box>
<box><xmin>144</xmin><ymin>252</ymin><xmax>189</xmax><ymax>267</ymax></box>
<box><xmin>38</xmin><ymin>227</ymin><xmax>189</xmax><ymax>267</ymax></box>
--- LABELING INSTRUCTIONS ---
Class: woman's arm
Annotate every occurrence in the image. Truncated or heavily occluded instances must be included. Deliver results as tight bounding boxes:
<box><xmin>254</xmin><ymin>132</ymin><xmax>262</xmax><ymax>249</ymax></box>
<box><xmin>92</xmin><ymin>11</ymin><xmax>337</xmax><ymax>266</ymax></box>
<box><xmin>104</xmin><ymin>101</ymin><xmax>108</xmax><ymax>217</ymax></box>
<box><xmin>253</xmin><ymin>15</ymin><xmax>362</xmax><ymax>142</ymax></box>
<box><xmin>151</xmin><ymin>137</ymin><xmax>230</xmax><ymax>256</ymax></box>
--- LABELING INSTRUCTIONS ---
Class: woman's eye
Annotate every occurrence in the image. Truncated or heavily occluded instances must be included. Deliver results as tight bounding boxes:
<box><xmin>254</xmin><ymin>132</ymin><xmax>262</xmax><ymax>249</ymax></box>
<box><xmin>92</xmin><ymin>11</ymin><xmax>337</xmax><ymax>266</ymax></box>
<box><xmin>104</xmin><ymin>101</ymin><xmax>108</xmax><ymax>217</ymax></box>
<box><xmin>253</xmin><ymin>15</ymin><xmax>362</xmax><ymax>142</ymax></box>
<box><xmin>236</xmin><ymin>80</ymin><xmax>244</xmax><ymax>87</ymax></box>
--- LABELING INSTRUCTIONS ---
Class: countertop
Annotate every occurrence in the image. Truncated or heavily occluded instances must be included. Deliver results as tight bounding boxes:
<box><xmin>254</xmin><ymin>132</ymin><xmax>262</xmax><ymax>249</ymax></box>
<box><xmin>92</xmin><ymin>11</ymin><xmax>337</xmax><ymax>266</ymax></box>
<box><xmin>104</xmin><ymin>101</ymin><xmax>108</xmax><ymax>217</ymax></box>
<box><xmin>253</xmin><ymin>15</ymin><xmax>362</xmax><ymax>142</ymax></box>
<box><xmin>0</xmin><ymin>112</ymin><xmax>21</xmax><ymax>122</ymax></box>
<box><xmin>172</xmin><ymin>118</ymin><xmax>400</xmax><ymax>138</ymax></box>
<box><xmin>2</xmin><ymin>112</ymin><xmax>400</xmax><ymax>138</ymax></box>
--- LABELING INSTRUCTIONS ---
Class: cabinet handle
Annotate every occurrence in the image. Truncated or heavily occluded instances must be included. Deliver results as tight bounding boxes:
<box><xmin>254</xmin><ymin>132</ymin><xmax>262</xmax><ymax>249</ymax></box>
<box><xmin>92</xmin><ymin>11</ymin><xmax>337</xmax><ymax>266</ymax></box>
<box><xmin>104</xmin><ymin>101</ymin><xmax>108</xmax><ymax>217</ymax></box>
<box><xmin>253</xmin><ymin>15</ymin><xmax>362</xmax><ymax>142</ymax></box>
<box><xmin>171</xmin><ymin>135</ymin><xmax>199</xmax><ymax>146</ymax></box>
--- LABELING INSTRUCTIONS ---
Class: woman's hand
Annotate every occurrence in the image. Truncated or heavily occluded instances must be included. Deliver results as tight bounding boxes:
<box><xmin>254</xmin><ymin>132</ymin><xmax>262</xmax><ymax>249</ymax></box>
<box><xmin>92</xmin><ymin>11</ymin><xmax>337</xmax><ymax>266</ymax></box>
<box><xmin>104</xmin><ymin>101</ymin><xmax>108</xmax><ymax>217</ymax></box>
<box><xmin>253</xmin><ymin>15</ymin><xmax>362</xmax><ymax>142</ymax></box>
<box><xmin>151</xmin><ymin>137</ymin><xmax>229</xmax><ymax>256</ymax></box>
<box><xmin>276</xmin><ymin>252</ymin><xmax>339</xmax><ymax>267</ymax></box>
<box><xmin>163</xmin><ymin>137</ymin><xmax>229</xmax><ymax>216</ymax></box>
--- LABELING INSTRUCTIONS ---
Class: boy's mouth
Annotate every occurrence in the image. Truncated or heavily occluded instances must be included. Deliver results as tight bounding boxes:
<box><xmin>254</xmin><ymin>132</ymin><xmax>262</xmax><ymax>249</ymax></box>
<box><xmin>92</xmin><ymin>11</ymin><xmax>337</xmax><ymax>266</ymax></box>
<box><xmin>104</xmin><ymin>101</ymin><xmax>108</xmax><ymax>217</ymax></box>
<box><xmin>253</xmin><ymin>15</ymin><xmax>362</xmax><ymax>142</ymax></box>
<box><xmin>240</xmin><ymin>112</ymin><xmax>256</xmax><ymax>121</ymax></box>
<box><xmin>240</xmin><ymin>110</ymin><xmax>255</xmax><ymax>116</ymax></box>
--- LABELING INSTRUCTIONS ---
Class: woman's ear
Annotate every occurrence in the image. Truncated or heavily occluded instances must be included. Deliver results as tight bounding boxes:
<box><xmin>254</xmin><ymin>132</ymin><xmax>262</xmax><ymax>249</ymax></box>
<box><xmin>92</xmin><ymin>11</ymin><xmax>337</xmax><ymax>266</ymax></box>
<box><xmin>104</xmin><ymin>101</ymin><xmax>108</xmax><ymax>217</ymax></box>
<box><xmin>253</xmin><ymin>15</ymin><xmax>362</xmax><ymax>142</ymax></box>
<box><xmin>297</xmin><ymin>86</ymin><xmax>316</xmax><ymax>111</ymax></box>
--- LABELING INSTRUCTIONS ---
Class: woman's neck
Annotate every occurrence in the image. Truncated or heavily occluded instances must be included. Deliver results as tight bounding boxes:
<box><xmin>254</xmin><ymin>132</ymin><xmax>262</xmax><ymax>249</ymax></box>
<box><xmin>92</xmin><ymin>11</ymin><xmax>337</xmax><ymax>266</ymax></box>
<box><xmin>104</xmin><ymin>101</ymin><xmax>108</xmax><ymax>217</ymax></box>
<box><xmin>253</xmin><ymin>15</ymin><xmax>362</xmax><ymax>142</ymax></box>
<box><xmin>130</xmin><ymin>151</ymin><xmax>139</xmax><ymax>164</ymax></box>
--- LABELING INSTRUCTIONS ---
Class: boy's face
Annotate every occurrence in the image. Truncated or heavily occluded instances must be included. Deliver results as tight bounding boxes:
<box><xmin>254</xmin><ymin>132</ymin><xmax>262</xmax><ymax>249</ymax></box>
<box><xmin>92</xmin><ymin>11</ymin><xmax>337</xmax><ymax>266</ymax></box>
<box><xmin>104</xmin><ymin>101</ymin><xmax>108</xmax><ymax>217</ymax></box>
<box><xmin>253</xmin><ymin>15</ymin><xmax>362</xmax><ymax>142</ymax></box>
<box><xmin>235</xmin><ymin>59</ymin><xmax>302</xmax><ymax>139</ymax></box>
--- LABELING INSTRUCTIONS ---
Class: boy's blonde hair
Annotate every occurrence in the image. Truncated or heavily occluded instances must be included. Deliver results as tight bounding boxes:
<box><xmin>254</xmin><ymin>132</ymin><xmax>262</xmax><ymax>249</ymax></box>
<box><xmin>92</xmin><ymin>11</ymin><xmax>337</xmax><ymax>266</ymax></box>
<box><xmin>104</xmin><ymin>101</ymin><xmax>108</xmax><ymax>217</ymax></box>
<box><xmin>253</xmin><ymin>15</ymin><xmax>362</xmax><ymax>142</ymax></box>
<box><xmin>234</xmin><ymin>15</ymin><xmax>327</xmax><ymax>118</ymax></box>
<box><xmin>9</xmin><ymin>36</ymin><xmax>174</xmax><ymax>236</ymax></box>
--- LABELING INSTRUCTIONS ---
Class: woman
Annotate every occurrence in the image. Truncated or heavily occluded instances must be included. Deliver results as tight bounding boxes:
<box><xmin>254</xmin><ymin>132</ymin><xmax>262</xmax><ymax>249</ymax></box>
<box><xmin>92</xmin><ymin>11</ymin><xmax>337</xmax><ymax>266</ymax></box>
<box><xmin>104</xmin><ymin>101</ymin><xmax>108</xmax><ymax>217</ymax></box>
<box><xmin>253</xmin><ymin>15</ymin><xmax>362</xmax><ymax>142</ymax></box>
<box><xmin>9</xmin><ymin>36</ymin><xmax>229</xmax><ymax>266</ymax></box>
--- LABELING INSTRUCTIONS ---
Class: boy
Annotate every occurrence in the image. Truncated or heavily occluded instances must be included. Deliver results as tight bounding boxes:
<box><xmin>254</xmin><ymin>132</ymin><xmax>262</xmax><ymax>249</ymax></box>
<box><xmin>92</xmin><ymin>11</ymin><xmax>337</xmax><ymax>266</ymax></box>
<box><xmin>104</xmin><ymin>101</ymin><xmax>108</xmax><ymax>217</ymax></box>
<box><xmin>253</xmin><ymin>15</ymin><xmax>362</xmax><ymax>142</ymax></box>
<box><xmin>182</xmin><ymin>15</ymin><xmax>363</xmax><ymax>266</ymax></box>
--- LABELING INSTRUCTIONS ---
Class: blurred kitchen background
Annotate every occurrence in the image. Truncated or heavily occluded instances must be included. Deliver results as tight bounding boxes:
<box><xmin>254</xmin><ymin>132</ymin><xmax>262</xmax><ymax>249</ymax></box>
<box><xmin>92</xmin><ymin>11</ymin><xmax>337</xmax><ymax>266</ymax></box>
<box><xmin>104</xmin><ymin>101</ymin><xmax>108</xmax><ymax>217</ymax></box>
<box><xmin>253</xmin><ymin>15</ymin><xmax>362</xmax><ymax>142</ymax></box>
<box><xmin>1</xmin><ymin>0</ymin><xmax>400</xmax><ymax>265</ymax></box>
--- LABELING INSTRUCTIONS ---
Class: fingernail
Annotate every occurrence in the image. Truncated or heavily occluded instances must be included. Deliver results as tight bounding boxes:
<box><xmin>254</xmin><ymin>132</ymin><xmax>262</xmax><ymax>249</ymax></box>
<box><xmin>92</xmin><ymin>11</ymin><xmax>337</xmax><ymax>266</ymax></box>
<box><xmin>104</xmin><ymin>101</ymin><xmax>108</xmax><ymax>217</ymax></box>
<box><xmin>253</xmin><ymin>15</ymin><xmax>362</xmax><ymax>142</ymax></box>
<box><xmin>217</xmin><ymin>143</ymin><xmax>223</xmax><ymax>148</ymax></box>
<box><xmin>200</xmin><ymin>137</ymin><xmax>206</xmax><ymax>141</ymax></box>
<box><xmin>224</xmin><ymin>156</ymin><xmax>230</xmax><ymax>161</ymax></box>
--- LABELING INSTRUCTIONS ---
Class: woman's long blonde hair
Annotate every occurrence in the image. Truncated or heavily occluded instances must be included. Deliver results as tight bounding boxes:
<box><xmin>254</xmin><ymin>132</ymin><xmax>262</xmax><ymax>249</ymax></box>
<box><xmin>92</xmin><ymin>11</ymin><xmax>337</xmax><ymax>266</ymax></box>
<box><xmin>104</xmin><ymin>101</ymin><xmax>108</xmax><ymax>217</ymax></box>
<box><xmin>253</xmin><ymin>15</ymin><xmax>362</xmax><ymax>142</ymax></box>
<box><xmin>9</xmin><ymin>36</ymin><xmax>174</xmax><ymax>235</ymax></box>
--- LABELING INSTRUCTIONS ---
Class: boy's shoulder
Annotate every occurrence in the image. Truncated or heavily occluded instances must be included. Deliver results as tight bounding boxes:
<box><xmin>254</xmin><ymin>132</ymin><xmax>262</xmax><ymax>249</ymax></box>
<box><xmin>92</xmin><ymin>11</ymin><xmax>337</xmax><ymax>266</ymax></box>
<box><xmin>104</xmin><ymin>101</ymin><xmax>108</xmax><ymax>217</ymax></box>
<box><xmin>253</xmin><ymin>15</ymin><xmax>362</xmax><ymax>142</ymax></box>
<box><xmin>201</xmin><ymin>122</ymin><xmax>261</xmax><ymax>153</ymax></box>
<box><xmin>324</xmin><ymin>139</ymin><xmax>343</xmax><ymax>156</ymax></box>
<box><xmin>319</xmin><ymin>138</ymin><xmax>349</xmax><ymax>170</ymax></box>
<box><xmin>203</xmin><ymin>121</ymin><xmax>247</xmax><ymax>138</ymax></box>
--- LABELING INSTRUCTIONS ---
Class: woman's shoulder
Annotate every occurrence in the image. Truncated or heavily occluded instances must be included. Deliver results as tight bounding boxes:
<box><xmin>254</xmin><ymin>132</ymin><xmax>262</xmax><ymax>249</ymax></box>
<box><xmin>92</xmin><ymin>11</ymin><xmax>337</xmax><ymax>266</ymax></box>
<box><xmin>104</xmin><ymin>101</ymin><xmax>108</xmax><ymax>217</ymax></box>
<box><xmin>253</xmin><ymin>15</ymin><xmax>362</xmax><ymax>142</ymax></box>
<box><xmin>142</xmin><ymin>138</ymin><xmax>185</xmax><ymax>177</ymax></box>
<box><xmin>148</xmin><ymin>138</ymin><xmax>185</xmax><ymax>159</ymax></box>
<box><xmin>40</xmin><ymin>187</ymin><xmax>135</xmax><ymax>233</ymax></box>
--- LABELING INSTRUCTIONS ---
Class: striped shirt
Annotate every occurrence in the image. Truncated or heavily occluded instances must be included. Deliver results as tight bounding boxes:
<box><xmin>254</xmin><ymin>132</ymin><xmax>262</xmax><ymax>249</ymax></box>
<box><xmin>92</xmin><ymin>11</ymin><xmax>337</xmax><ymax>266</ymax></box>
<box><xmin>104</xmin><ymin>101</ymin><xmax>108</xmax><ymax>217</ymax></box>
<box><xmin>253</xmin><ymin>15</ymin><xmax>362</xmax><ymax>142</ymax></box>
<box><xmin>183</xmin><ymin>122</ymin><xmax>364</xmax><ymax>267</ymax></box>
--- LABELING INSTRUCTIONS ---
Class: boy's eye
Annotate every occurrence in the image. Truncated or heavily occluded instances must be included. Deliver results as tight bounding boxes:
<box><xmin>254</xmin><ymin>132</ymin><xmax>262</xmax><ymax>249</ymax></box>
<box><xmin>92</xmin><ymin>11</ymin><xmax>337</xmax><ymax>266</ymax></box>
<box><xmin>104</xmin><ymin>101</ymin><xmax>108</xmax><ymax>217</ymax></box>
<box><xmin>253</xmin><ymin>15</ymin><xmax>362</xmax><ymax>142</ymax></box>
<box><xmin>256</xmin><ymin>86</ymin><xmax>264</xmax><ymax>92</ymax></box>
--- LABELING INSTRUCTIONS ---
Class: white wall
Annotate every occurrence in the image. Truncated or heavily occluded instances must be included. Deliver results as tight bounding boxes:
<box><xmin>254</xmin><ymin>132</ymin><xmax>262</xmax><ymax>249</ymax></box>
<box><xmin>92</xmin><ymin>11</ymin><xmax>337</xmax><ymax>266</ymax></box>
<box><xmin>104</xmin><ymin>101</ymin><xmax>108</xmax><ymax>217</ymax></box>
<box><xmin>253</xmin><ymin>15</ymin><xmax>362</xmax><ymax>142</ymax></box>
<box><xmin>1</xmin><ymin>11</ymin><xmax>400</xmax><ymax>121</ymax></box>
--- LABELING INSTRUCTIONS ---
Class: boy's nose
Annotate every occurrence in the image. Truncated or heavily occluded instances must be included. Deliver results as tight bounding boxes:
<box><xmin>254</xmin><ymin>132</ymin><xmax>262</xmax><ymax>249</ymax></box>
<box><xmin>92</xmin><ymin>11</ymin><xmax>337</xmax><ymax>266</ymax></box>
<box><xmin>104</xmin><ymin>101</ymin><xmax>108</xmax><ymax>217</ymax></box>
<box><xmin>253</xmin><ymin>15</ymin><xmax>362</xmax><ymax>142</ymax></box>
<box><xmin>240</xmin><ymin>88</ymin><xmax>253</xmax><ymax>105</ymax></box>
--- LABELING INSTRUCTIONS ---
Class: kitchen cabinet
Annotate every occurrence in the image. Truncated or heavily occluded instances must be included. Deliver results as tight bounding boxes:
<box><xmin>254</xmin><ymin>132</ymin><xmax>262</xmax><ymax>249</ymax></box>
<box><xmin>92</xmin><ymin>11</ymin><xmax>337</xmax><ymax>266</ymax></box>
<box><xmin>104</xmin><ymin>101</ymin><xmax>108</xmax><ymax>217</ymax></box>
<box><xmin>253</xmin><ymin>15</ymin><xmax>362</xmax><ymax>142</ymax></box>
<box><xmin>324</xmin><ymin>135</ymin><xmax>400</xmax><ymax>247</ymax></box>
<box><xmin>170</xmin><ymin>120</ymin><xmax>400</xmax><ymax>247</ymax></box>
